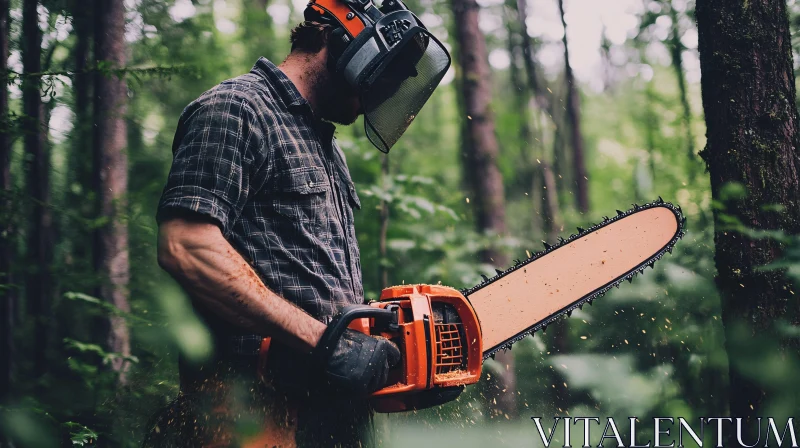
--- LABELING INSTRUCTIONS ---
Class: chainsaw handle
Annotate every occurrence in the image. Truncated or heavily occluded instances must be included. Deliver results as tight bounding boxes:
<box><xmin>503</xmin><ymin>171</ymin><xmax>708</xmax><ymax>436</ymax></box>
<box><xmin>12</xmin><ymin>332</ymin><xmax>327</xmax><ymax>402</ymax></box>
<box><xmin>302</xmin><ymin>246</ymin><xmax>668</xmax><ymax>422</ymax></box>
<box><xmin>314</xmin><ymin>305</ymin><xmax>399</xmax><ymax>364</ymax></box>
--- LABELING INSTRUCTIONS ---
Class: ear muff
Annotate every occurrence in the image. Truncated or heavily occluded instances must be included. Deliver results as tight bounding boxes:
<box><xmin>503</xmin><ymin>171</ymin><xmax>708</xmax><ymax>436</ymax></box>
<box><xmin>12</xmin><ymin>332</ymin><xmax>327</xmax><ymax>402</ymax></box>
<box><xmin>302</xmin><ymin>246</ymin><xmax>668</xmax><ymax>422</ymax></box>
<box><xmin>327</xmin><ymin>26</ymin><xmax>350</xmax><ymax>65</ymax></box>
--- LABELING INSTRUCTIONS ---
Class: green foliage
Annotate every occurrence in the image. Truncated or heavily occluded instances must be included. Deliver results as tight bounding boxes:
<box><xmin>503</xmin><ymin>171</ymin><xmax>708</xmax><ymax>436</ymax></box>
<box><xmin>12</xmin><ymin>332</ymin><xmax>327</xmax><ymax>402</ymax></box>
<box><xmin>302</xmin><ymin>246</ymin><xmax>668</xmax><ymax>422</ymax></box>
<box><xmin>64</xmin><ymin>422</ymin><xmax>99</xmax><ymax>447</ymax></box>
<box><xmin>63</xmin><ymin>338</ymin><xmax>140</xmax><ymax>366</ymax></box>
<box><xmin>2</xmin><ymin>0</ymin><xmax>799</xmax><ymax>445</ymax></box>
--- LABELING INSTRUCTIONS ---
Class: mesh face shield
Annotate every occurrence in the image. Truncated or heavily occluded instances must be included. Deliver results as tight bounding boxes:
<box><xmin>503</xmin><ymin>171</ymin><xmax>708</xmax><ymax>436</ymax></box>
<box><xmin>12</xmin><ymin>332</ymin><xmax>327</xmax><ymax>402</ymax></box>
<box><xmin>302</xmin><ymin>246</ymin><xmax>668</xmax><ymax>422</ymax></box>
<box><xmin>360</xmin><ymin>27</ymin><xmax>450</xmax><ymax>152</ymax></box>
<box><xmin>309</xmin><ymin>1</ymin><xmax>451</xmax><ymax>153</ymax></box>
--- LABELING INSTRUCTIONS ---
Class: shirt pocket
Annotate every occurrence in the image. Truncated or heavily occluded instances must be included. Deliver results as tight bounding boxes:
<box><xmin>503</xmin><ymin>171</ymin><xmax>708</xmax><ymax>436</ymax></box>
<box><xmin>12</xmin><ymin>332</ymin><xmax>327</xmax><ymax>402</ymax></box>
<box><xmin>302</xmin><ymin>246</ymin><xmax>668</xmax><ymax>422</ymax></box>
<box><xmin>271</xmin><ymin>166</ymin><xmax>333</xmax><ymax>242</ymax></box>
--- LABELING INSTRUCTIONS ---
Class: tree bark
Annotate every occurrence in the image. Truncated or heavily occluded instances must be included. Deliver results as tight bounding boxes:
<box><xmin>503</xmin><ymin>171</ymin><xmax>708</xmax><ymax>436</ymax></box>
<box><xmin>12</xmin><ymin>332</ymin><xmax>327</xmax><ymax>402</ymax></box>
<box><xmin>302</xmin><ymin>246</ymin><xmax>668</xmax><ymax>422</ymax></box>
<box><xmin>0</xmin><ymin>0</ymin><xmax>13</xmax><ymax>420</ymax></box>
<box><xmin>697</xmin><ymin>0</ymin><xmax>800</xmax><ymax>436</ymax></box>
<box><xmin>22</xmin><ymin>0</ymin><xmax>53</xmax><ymax>380</ymax></box>
<box><xmin>94</xmin><ymin>0</ymin><xmax>131</xmax><ymax>384</ymax></box>
<box><xmin>450</xmin><ymin>0</ymin><xmax>516</xmax><ymax>419</ymax></box>
<box><xmin>558</xmin><ymin>0</ymin><xmax>589</xmax><ymax>214</ymax></box>
<box><xmin>668</xmin><ymin>2</ymin><xmax>696</xmax><ymax>162</ymax></box>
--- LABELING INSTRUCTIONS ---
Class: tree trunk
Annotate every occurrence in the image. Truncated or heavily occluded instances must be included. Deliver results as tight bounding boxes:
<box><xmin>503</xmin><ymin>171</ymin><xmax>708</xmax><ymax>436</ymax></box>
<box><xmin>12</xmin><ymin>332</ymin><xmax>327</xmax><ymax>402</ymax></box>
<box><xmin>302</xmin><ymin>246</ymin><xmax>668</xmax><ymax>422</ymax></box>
<box><xmin>378</xmin><ymin>155</ymin><xmax>389</xmax><ymax>290</ymax></box>
<box><xmin>450</xmin><ymin>0</ymin><xmax>516</xmax><ymax>419</ymax></box>
<box><xmin>513</xmin><ymin>0</ymin><xmax>550</xmax><ymax>112</ymax></box>
<box><xmin>510</xmin><ymin>0</ymin><xmax>567</xmax><ymax>403</ymax></box>
<box><xmin>94</xmin><ymin>0</ymin><xmax>131</xmax><ymax>384</ymax></box>
<box><xmin>73</xmin><ymin>0</ymin><xmax>92</xmax><ymax>172</ymax></box>
<box><xmin>22</xmin><ymin>0</ymin><xmax>53</xmax><ymax>380</ymax></box>
<box><xmin>505</xmin><ymin>10</ymin><xmax>532</xmax><ymax>151</ymax></box>
<box><xmin>697</xmin><ymin>0</ymin><xmax>800</xmax><ymax>436</ymax></box>
<box><xmin>509</xmin><ymin>0</ymin><xmax>563</xmax><ymax>241</ymax></box>
<box><xmin>0</xmin><ymin>0</ymin><xmax>12</xmax><ymax>420</ymax></box>
<box><xmin>67</xmin><ymin>1</ymin><xmax>94</xmax><ymax>288</ymax></box>
<box><xmin>558</xmin><ymin>0</ymin><xmax>589</xmax><ymax>214</ymax></box>
<box><xmin>599</xmin><ymin>26</ymin><xmax>613</xmax><ymax>92</ymax></box>
<box><xmin>505</xmin><ymin>7</ymin><xmax>542</xmax><ymax>237</ymax></box>
<box><xmin>637</xmin><ymin>78</ymin><xmax>658</xmax><ymax>201</ymax></box>
<box><xmin>668</xmin><ymin>2</ymin><xmax>696</xmax><ymax>162</ymax></box>
<box><xmin>551</xmin><ymin>108</ymin><xmax>568</xmax><ymax>207</ymax></box>
<box><xmin>539</xmin><ymin>160</ymin><xmax>562</xmax><ymax>242</ymax></box>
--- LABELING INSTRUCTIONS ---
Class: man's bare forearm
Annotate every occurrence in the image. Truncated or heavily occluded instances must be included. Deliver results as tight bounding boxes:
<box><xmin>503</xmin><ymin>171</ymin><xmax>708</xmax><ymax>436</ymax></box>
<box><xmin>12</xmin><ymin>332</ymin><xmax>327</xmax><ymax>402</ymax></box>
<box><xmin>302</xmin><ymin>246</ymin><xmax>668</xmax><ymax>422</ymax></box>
<box><xmin>157</xmin><ymin>218</ymin><xmax>326</xmax><ymax>353</ymax></box>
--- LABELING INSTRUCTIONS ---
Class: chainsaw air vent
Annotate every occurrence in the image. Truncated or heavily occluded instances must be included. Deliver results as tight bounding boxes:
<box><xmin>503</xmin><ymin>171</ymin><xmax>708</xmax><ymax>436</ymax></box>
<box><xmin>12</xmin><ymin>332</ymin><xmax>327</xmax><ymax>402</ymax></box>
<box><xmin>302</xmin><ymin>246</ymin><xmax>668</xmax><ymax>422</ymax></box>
<box><xmin>432</xmin><ymin>303</ymin><xmax>467</xmax><ymax>376</ymax></box>
<box><xmin>434</xmin><ymin>323</ymin><xmax>465</xmax><ymax>375</ymax></box>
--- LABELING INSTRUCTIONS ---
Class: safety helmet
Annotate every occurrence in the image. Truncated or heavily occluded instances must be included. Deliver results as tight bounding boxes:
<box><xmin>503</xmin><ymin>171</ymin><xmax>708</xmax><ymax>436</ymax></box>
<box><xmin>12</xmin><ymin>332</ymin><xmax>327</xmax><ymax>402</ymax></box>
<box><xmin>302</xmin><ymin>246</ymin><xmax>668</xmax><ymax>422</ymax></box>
<box><xmin>304</xmin><ymin>0</ymin><xmax>451</xmax><ymax>153</ymax></box>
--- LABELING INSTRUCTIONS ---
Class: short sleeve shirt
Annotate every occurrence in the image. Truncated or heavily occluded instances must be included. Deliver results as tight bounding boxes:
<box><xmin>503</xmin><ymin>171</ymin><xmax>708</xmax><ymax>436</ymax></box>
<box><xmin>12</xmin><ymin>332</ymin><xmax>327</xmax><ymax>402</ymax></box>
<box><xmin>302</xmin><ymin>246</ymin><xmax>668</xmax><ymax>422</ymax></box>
<box><xmin>157</xmin><ymin>58</ymin><xmax>364</xmax><ymax>355</ymax></box>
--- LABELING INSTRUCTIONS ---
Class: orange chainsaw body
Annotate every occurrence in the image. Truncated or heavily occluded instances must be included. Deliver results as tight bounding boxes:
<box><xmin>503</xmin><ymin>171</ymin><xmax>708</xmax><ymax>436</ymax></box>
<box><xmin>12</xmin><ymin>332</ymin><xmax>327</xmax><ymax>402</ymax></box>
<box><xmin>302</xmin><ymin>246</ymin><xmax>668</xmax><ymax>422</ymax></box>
<box><xmin>257</xmin><ymin>284</ymin><xmax>483</xmax><ymax>413</ymax></box>
<box><xmin>358</xmin><ymin>284</ymin><xmax>482</xmax><ymax>412</ymax></box>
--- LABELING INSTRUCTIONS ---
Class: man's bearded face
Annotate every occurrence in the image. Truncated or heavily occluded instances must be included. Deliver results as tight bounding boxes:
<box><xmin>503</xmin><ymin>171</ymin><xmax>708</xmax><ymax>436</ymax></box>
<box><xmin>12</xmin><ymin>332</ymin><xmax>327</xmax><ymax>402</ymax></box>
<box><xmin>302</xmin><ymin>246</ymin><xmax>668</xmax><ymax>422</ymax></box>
<box><xmin>316</xmin><ymin>63</ymin><xmax>363</xmax><ymax>126</ymax></box>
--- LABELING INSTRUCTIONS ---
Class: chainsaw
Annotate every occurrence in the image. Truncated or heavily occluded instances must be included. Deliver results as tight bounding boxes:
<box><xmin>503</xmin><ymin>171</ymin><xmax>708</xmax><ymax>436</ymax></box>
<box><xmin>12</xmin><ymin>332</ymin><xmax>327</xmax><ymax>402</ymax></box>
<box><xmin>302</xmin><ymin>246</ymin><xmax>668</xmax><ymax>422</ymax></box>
<box><xmin>258</xmin><ymin>199</ymin><xmax>685</xmax><ymax>412</ymax></box>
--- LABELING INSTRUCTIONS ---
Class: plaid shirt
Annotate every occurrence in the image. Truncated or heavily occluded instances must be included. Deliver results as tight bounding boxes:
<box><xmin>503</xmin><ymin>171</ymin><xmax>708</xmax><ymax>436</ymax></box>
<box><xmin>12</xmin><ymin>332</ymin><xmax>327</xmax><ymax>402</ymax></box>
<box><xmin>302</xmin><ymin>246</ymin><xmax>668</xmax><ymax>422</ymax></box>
<box><xmin>157</xmin><ymin>58</ymin><xmax>364</xmax><ymax>356</ymax></box>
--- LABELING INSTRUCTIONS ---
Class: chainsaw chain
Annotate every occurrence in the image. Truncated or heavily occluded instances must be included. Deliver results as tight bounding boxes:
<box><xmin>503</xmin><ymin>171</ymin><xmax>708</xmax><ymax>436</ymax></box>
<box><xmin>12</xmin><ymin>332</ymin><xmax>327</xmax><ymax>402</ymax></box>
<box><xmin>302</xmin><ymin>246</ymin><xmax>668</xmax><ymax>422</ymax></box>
<box><xmin>460</xmin><ymin>197</ymin><xmax>687</xmax><ymax>361</ymax></box>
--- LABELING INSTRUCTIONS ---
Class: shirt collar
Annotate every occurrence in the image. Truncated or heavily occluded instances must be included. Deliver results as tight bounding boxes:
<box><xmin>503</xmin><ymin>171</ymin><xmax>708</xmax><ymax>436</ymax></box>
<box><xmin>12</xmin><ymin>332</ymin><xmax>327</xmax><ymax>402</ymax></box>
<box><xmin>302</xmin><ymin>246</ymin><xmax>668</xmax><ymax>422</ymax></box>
<box><xmin>251</xmin><ymin>57</ymin><xmax>336</xmax><ymax>143</ymax></box>
<box><xmin>251</xmin><ymin>57</ymin><xmax>308</xmax><ymax>110</ymax></box>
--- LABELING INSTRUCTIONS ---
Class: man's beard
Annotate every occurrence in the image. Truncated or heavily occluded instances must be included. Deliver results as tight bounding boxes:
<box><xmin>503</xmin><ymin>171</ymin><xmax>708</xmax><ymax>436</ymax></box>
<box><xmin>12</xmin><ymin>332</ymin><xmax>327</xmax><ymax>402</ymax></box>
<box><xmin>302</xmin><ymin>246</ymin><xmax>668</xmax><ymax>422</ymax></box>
<box><xmin>314</xmin><ymin>65</ymin><xmax>362</xmax><ymax>125</ymax></box>
<box><xmin>319</xmin><ymin>97</ymin><xmax>360</xmax><ymax>125</ymax></box>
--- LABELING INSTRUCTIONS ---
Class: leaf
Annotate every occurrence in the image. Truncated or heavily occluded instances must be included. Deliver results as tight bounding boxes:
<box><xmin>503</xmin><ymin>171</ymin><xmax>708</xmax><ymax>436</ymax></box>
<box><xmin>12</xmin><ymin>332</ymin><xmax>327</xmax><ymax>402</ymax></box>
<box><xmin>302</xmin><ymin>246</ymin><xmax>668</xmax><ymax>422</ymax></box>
<box><xmin>63</xmin><ymin>292</ymin><xmax>102</xmax><ymax>306</ymax></box>
<box><xmin>719</xmin><ymin>182</ymin><xmax>747</xmax><ymax>201</ymax></box>
<box><xmin>436</xmin><ymin>204</ymin><xmax>460</xmax><ymax>221</ymax></box>
<box><xmin>64</xmin><ymin>422</ymin><xmax>98</xmax><ymax>447</ymax></box>
<box><xmin>63</xmin><ymin>338</ymin><xmax>140</xmax><ymax>366</ymax></box>
<box><xmin>406</xmin><ymin>196</ymin><xmax>436</xmax><ymax>214</ymax></box>
<box><xmin>63</xmin><ymin>292</ymin><xmax>153</xmax><ymax>325</ymax></box>
<box><xmin>397</xmin><ymin>202</ymin><xmax>422</xmax><ymax>219</ymax></box>
<box><xmin>760</xmin><ymin>203</ymin><xmax>785</xmax><ymax>213</ymax></box>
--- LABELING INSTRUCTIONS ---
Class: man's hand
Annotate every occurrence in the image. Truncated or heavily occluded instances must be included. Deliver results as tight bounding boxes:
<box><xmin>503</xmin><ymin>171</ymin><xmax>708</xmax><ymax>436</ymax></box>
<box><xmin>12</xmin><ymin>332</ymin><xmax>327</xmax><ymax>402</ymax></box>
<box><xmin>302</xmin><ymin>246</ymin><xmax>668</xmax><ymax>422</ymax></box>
<box><xmin>316</xmin><ymin>330</ymin><xmax>401</xmax><ymax>394</ymax></box>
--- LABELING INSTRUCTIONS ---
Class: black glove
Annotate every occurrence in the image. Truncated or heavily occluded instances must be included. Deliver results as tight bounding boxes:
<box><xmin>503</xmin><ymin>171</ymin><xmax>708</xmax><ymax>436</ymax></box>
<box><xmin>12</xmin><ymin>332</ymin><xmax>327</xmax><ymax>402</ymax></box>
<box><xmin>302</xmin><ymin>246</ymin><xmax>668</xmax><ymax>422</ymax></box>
<box><xmin>314</xmin><ymin>329</ymin><xmax>401</xmax><ymax>395</ymax></box>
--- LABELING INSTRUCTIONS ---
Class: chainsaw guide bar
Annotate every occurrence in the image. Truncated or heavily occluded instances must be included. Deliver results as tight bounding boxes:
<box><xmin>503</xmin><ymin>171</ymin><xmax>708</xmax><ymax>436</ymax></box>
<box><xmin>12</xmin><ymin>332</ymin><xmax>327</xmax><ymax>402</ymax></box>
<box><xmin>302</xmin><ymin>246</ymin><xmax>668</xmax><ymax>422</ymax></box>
<box><xmin>460</xmin><ymin>198</ymin><xmax>686</xmax><ymax>360</ymax></box>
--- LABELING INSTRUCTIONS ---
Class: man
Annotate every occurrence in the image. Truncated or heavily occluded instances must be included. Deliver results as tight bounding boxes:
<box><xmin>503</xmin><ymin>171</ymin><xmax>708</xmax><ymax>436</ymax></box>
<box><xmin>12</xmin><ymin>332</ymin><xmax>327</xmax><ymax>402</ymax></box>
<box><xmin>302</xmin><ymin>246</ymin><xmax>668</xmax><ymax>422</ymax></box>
<box><xmin>145</xmin><ymin>1</ymin><xmax>450</xmax><ymax>447</ymax></box>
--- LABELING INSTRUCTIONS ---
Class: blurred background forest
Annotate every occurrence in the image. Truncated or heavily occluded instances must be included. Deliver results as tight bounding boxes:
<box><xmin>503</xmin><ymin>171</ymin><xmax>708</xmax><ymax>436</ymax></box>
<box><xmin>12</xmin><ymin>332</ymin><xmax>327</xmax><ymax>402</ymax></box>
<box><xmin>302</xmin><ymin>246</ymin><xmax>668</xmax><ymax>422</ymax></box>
<box><xmin>1</xmin><ymin>0</ymin><xmax>800</xmax><ymax>446</ymax></box>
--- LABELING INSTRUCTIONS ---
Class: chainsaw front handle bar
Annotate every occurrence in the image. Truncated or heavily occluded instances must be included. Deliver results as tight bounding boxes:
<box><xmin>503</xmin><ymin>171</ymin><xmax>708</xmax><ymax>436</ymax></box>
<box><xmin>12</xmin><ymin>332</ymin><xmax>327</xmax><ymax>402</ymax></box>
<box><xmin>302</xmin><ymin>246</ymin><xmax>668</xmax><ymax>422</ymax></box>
<box><xmin>313</xmin><ymin>304</ymin><xmax>400</xmax><ymax>364</ymax></box>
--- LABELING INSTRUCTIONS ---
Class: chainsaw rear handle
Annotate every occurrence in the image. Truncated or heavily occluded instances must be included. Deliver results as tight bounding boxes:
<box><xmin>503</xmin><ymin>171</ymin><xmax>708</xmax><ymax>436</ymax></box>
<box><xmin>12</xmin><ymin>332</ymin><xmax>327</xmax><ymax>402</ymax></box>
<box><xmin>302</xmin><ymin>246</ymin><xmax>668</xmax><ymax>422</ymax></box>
<box><xmin>313</xmin><ymin>304</ymin><xmax>400</xmax><ymax>364</ymax></box>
